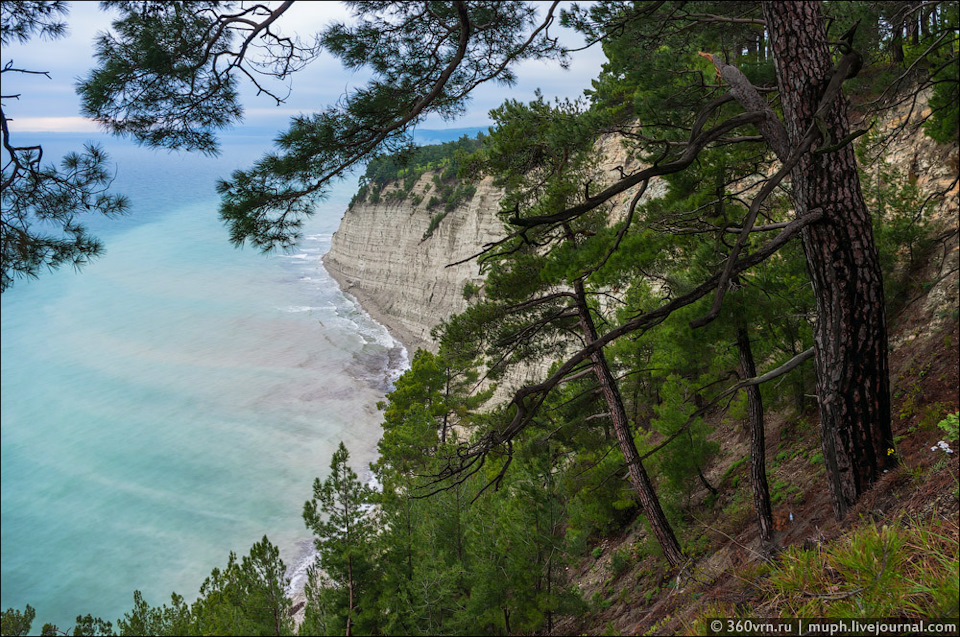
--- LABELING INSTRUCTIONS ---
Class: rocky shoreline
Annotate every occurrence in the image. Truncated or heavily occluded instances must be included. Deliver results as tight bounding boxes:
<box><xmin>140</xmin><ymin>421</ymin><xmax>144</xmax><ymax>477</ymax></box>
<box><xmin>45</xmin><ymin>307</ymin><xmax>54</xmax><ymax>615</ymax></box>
<box><xmin>323</xmin><ymin>251</ymin><xmax>431</xmax><ymax>355</ymax></box>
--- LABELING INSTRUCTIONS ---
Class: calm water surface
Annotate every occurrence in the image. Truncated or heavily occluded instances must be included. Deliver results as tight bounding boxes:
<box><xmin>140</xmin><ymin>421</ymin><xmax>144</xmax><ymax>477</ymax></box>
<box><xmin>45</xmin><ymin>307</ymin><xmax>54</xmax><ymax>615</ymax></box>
<box><xmin>1</xmin><ymin>134</ymin><xmax>403</xmax><ymax>628</ymax></box>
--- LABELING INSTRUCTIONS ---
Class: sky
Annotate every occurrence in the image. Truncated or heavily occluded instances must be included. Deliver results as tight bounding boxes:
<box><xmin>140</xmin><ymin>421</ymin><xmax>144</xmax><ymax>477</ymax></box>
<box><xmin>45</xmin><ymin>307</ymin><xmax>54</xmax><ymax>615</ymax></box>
<box><xmin>2</xmin><ymin>1</ymin><xmax>607</xmax><ymax>140</ymax></box>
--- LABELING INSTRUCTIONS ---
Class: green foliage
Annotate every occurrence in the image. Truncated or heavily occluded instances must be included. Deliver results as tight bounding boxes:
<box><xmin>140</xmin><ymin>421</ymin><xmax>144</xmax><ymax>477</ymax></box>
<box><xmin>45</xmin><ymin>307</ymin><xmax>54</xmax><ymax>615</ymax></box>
<box><xmin>564</xmin><ymin>448</ymin><xmax>639</xmax><ymax>549</ymax></box>
<box><xmin>78</xmin><ymin>2</ymin><xmax>244</xmax><ymax>153</ymax></box>
<box><xmin>923</xmin><ymin>66</ymin><xmax>960</xmax><ymax>143</ymax></box>
<box><xmin>302</xmin><ymin>442</ymin><xmax>376</xmax><ymax>635</ymax></box>
<box><xmin>859</xmin><ymin>148</ymin><xmax>935</xmax><ymax>312</ymax></box>
<box><xmin>1</xmin><ymin>1</ymin><xmax>130</xmax><ymax>293</ymax></box>
<box><xmin>376</xmin><ymin>347</ymin><xmax>489</xmax><ymax>479</ymax></box>
<box><xmin>769</xmin><ymin>477</ymin><xmax>802</xmax><ymax>507</ymax></box>
<box><xmin>424</xmin><ymin>211</ymin><xmax>449</xmax><ymax>239</ymax></box>
<box><xmin>816</xmin><ymin>1</ymin><xmax>959</xmax><ymax>142</ymax></box>
<box><xmin>765</xmin><ymin>517</ymin><xmax>960</xmax><ymax>618</ymax></box>
<box><xmin>71</xmin><ymin>615</ymin><xmax>114</xmax><ymax>636</ymax></box>
<box><xmin>0</xmin><ymin>1</ymin><xmax>67</xmax><ymax>44</ymax></box>
<box><xmin>190</xmin><ymin>536</ymin><xmax>292</xmax><ymax>636</ymax></box>
<box><xmin>721</xmin><ymin>456</ymin><xmax>748</xmax><ymax>487</ymax></box>
<box><xmin>297</xmin><ymin>562</ymin><xmax>340</xmax><ymax>637</ymax></box>
<box><xmin>808</xmin><ymin>450</ymin><xmax>825</xmax><ymax>467</ymax></box>
<box><xmin>115</xmin><ymin>591</ymin><xmax>191</xmax><ymax>637</ymax></box>
<box><xmin>650</xmin><ymin>375</ymin><xmax>719</xmax><ymax>502</ymax></box>
<box><xmin>477</xmin><ymin>93</ymin><xmax>603</xmax><ymax>221</ymax></box>
<box><xmin>0</xmin><ymin>142</ymin><xmax>131</xmax><ymax>293</ymax></box>
<box><xmin>609</xmin><ymin>547</ymin><xmax>632</xmax><ymax>577</ymax></box>
<box><xmin>918</xmin><ymin>3</ymin><xmax>960</xmax><ymax>143</ymax></box>
<box><xmin>1</xmin><ymin>605</ymin><xmax>35</xmax><ymax>637</ymax></box>
<box><xmin>350</xmin><ymin>344</ymin><xmax>586</xmax><ymax>635</ymax></box>
<box><xmin>351</xmin><ymin>135</ymin><xmax>484</xmax><ymax>209</ymax></box>
<box><xmin>573</xmin><ymin>0</ymin><xmax>773</xmax><ymax>149</ymax></box>
<box><xmin>938</xmin><ymin>412</ymin><xmax>960</xmax><ymax>442</ymax></box>
<box><xmin>349</xmin><ymin>136</ymin><xmax>483</xmax><ymax>239</ymax></box>
<box><xmin>462</xmin><ymin>280</ymin><xmax>481</xmax><ymax>300</ymax></box>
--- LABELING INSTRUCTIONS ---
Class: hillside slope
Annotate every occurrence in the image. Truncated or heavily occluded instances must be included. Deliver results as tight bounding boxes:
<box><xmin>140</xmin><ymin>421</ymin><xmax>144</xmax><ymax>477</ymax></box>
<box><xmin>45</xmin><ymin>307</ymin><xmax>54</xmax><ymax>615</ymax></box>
<box><xmin>322</xmin><ymin>91</ymin><xmax>958</xmax><ymax>634</ymax></box>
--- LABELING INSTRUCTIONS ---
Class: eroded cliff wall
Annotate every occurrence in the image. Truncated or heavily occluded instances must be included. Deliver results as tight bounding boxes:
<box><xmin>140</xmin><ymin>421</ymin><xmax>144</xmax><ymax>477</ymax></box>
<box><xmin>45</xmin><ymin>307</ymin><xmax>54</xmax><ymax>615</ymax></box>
<box><xmin>323</xmin><ymin>133</ymin><xmax>659</xmax><ymax>359</ymax></box>
<box><xmin>323</xmin><ymin>174</ymin><xmax>504</xmax><ymax>354</ymax></box>
<box><xmin>323</xmin><ymin>103</ymin><xmax>958</xmax><ymax>369</ymax></box>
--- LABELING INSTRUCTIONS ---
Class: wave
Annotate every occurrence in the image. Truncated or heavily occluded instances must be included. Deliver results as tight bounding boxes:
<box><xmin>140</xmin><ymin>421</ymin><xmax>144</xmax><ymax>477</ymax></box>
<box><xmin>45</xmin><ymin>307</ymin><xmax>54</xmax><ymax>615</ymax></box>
<box><xmin>275</xmin><ymin>252</ymin><xmax>313</xmax><ymax>261</ymax></box>
<box><xmin>278</xmin><ymin>305</ymin><xmax>336</xmax><ymax>313</ymax></box>
<box><xmin>284</xmin><ymin>538</ymin><xmax>319</xmax><ymax>599</ymax></box>
<box><xmin>336</xmin><ymin>295</ymin><xmax>410</xmax><ymax>389</ymax></box>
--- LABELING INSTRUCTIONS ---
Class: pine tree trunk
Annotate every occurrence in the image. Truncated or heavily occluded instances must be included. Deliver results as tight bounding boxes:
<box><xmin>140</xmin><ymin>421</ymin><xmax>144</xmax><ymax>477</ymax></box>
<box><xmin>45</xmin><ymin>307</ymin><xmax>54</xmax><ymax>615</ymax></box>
<box><xmin>907</xmin><ymin>10</ymin><xmax>919</xmax><ymax>45</ymax></box>
<box><xmin>346</xmin><ymin>554</ymin><xmax>354</xmax><ymax>636</ymax></box>
<box><xmin>735</xmin><ymin>319</ymin><xmax>775</xmax><ymax>550</ymax></box>
<box><xmin>441</xmin><ymin>371</ymin><xmax>450</xmax><ymax>444</ymax></box>
<box><xmin>891</xmin><ymin>32</ymin><xmax>905</xmax><ymax>64</ymax></box>
<box><xmin>764</xmin><ymin>1</ymin><xmax>894</xmax><ymax>520</ymax></box>
<box><xmin>572</xmin><ymin>280</ymin><xmax>685</xmax><ymax>567</ymax></box>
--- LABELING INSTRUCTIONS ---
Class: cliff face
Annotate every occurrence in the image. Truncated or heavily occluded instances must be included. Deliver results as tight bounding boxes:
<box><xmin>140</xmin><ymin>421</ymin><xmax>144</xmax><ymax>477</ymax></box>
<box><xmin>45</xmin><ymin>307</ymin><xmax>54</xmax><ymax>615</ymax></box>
<box><xmin>324</xmin><ymin>175</ymin><xmax>503</xmax><ymax>354</ymax></box>
<box><xmin>323</xmin><ymin>134</ymin><xmax>661</xmax><ymax>359</ymax></box>
<box><xmin>324</xmin><ymin>105</ymin><xmax>958</xmax><ymax>364</ymax></box>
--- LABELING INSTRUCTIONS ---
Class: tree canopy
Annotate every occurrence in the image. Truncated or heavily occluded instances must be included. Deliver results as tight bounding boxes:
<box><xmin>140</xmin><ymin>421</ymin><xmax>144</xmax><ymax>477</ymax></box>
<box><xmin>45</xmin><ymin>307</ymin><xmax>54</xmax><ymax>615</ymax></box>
<box><xmin>1</xmin><ymin>1</ymin><xmax>129</xmax><ymax>292</ymax></box>
<box><xmin>2</xmin><ymin>1</ymin><xmax>957</xmax><ymax>632</ymax></box>
<box><xmin>15</xmin><ymin>0</ymin><xmax>960</xmax><ymax>537</ymax></box>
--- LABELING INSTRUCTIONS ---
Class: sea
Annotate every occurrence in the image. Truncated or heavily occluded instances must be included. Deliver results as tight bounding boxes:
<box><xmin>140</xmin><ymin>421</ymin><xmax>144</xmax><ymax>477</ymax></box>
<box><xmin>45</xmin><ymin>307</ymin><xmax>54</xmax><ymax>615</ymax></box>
<box><xmin>0</xmin><ymin>132</ymin><xmax>407</xmax><ymax>629</ymax></box>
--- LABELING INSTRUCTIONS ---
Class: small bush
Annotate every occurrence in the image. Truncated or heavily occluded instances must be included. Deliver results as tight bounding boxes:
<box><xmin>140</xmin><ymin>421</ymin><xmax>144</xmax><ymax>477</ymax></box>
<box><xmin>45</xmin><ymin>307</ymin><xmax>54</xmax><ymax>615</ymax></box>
<box><xmin>463</xmin><ymin>281</ymin><xmax>481</xmax><ymax>300</ymax></box>
<box><xmin>423</xmin><ymin>211</ymin><xmax>449</xmax><ymax>239</ymax></box>
<box><xmin>937</xmin><ymin>412</ymin><xmax>959</xmax><ymax>442</ymax></box>
<box><xmin>610</xmin><ymin>547</ymin><xmax>632</xmax><ymax>577</ymax></box>
<box><xmin>764</xmin><ymin>516</ymin><xmax>959</xmax><ymax>618</ymax></box>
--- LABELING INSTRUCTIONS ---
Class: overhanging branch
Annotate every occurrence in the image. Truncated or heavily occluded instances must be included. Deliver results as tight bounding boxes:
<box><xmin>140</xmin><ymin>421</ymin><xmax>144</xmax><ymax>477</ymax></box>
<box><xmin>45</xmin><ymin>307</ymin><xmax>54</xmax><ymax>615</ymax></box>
<box><xmin>431</xmin><ymin>211</ymin><xmax>823</xmax><ymax>482</ymax></box>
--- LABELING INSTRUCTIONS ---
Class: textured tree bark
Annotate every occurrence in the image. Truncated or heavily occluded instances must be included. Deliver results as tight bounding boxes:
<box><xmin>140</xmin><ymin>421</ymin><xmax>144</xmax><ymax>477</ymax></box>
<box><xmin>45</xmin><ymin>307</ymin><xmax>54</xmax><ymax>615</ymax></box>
<box><xmin>572</xmin><ymin>280</ymin><xmax>685</xmax><ymax>567</ymax></box>
<box><xmin>764</xmin><ymin>1</ymin><xmax>894</xmax><ymax>520</ymax></box>
<box><xmin>346</xmin><ymin>554</ymin><xmax>354</xmax><ymax>636</ymax></box>
<box><xmin>735</xmin><ymin>319</ymin><xmax>775</xmax><ymax>551</ymax></box>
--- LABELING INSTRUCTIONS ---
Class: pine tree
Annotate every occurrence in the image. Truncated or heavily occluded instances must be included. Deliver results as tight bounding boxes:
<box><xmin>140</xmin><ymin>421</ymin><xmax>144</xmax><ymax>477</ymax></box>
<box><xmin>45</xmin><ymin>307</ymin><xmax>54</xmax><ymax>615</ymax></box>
<box><xmin>1</xmin><ymin>1</ymin><xmax>129</xmax><ymax>292</ymax></box>
<box><xmin>190</xmin><ymin>536</ymin><xmax>292</xmax><ymax>636</ymax></box>
<box><xmin>303</xmin><ymin>442</ymin><xmax>376</xmax><ymax>636</ymax></box>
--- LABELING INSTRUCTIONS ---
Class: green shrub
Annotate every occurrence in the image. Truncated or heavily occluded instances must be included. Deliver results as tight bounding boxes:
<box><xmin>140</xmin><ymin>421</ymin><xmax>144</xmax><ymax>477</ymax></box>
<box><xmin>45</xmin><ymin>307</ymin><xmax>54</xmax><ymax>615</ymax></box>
<box><xmin>463</xmin><ymin>281</ymin><xmax>481</xmax><ymax>300</ymax></box>
<box><xmin>937</xmin><ymin>412</ymin><xmax>959</xmax><ymax>442</ymax></box>
<box><xmin>610</xmin><ymin>547</ymin><xmax>632</xmax><ymax>577</ymax></box>
<box><xmin>423</xmin><ymin>211</ymin><xmax>448</xmax><ymax>239</ymax></box>
<box><xmin>765</xmin><ymin>516</ymin><xmax>959</xmax><ymax>618</ymax></box>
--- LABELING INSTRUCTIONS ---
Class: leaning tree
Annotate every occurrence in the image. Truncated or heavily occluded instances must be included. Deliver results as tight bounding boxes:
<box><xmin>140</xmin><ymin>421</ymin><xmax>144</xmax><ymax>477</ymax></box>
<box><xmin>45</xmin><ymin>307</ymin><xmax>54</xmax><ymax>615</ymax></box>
<box><xmin>75</xmin><ymin>0</ymin><xmax>958</xmax><ymax>520</ymax></box>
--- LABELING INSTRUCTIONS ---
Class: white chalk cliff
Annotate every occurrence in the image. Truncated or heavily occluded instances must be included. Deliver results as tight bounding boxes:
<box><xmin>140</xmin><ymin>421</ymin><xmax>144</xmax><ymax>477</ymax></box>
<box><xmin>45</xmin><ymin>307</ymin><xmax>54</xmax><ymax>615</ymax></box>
<box><xmin>323</xmin><ymin>174</ymin><xmax>504</xmax><ymax>355</ymax></box>
<box><xmin>324</xmin><ymin>104</ymin><xmax>958</xmax><ymax>372</ymax></box>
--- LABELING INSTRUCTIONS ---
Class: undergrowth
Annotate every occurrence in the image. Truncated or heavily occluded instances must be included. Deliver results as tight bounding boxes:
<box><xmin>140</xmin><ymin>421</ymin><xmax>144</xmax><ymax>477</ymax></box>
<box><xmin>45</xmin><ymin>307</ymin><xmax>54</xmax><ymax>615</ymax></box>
<box><xmin>684</xmin><ymin>515</ymin><xmax>960</xmax><ymax>634</ymax></box>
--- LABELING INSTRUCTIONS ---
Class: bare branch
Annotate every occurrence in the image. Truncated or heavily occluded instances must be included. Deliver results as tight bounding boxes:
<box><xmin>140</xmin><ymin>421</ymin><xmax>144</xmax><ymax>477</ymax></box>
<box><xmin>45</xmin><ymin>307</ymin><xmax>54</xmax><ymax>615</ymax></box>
<box><xmin>681</xmin><ymin>13</ymin><xmax>766</xmax><ymax>26</ymax></box>
<box><xmin>509</xmin><ymin>109</ymin><xmax>769</xmax><ymax>228</ymax></box>
<box><xmin>432</xmin><ymin>212</ymin><xmax>822</xmax><ymax>481</ymax></box>
<box><xmin>636</xmin><ymin>347</ymin><xmax>814</xmax><ymax>463</ymax></box>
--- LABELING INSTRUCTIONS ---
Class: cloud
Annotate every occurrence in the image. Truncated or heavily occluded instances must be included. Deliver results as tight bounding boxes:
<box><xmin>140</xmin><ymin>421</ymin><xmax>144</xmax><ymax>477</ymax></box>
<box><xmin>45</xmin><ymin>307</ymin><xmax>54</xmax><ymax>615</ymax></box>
<box><xmin>9</xmin><ymin>117</ymin><xmax>101</xmax><ymax>133</ymax></box>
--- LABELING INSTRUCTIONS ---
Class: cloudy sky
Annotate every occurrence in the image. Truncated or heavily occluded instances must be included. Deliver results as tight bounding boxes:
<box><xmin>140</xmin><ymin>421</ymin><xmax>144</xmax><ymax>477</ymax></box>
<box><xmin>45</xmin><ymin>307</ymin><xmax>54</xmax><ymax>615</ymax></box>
<box><xmin>3</xmin><ymin>2</ymin><xmax>606</xmax><ymax>138</ymax></box>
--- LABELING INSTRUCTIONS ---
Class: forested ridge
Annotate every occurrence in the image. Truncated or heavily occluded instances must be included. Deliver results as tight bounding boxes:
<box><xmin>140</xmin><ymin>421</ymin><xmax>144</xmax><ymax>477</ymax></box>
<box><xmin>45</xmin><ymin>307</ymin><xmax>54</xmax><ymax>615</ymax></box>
<box><xmin>2</xmin><ymin>1</ymin><xmax>958</xmax><ymax>635</ymax></box>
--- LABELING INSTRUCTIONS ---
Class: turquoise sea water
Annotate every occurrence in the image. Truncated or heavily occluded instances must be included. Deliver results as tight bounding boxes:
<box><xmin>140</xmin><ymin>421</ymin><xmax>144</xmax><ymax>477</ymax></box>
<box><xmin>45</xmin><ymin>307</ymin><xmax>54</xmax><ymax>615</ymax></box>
<box><xmin>1</xmin><ymin>135</ymin><xmax>403</xmax><ymax>629</ymax></box>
